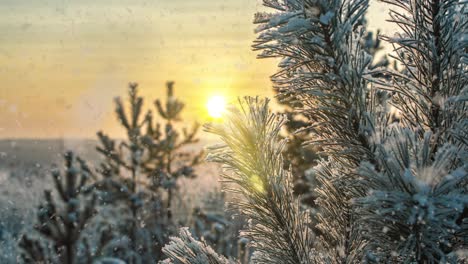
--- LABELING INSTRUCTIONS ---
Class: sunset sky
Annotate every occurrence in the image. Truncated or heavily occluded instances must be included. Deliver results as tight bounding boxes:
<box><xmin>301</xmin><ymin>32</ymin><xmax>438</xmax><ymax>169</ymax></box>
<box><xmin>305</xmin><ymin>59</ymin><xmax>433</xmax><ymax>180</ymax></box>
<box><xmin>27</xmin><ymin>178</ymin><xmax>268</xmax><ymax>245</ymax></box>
<box><xmin>0</xmin><ymin>0</ymin><xmax>394</xmax><ymax>138</ymax></box>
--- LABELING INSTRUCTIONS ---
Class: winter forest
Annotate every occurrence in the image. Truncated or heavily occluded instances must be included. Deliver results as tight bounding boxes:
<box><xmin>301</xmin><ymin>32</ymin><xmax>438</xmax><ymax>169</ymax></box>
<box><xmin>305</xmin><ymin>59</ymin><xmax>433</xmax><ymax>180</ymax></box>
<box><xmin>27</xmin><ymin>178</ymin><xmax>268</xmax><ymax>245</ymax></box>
<box><xmin>0</xmin><ymin>0</ymin><xmax>467</xmax><ymax>263</ymax></box>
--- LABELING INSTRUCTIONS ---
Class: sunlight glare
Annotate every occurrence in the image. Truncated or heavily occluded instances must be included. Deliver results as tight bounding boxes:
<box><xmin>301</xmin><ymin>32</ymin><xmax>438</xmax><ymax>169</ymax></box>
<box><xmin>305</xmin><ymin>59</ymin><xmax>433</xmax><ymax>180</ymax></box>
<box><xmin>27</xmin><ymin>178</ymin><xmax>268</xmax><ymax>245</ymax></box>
<box><xmin>206</xmin><ymin>95</ymin><xmax>227</xmax><ymax>118</ymax></box>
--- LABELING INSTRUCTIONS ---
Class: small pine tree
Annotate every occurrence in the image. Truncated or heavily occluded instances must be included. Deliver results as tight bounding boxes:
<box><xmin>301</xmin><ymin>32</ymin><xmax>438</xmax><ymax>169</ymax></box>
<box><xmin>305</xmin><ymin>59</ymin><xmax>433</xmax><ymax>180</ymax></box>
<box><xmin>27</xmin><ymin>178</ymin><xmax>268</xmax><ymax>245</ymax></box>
<box><xmin>19</xmin><ymin>152</ymin><xmax>96</xmax><ymax>264</ymax></box>
<box><xmin>91</xmin><ymin>82</ymin><xmax>202</xmax><ymax>261</ymax></box>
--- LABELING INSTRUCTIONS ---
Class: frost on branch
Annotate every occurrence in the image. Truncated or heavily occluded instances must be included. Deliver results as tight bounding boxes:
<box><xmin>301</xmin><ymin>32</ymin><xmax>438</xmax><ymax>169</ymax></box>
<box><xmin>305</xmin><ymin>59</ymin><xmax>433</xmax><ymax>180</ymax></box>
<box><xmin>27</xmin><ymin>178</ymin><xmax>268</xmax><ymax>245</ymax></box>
<box><xmin>252</xmin><ymin>0</ymin><xmax>467</xmax><ymax>263</ymax></box>
<box><xmin>205</xmin><ymin>97</ymin><xmax>315</xmax><ymax>264</ymax></box>
<box><xmin>162</xmin><ymin>228</ymin><xmax>233</xmax><ymax>264</ymax></box>
<box><xmin>377</xmin><ymin>0</ymin><xmax>468</xmax><ymax>143</ymax></box>
<box><xmin>356</xmin><ymin>128</ymin><xmax>468</xmax><ymax>262</ymax></box>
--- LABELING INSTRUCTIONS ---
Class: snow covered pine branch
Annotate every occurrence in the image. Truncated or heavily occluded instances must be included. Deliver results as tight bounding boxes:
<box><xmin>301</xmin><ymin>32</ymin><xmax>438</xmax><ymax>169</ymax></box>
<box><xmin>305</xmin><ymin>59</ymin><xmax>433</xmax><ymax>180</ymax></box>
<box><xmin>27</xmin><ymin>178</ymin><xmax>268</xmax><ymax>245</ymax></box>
<box><xmin>254</xmin><ymin>0</ymin><xmax>467</xmax><ymax>262</ymax></box>
<box><xmin>205</xmin><ymin>97</ymin><xmax>315</xmax><ymax>263</ymax></box>
<box><xmin>164</xmin><ymin>97</ymin><xmax>315</xmax><ymax>263</ymax></box>
<box><xmin>254</xmin><ymin>0</ymin><xmax>383</xmax><ymax>261</ymax></box>
<box><xmin>162</xmin><ymin>228</ymin><xmax>234</xmax><ymax>264</ymax></box>
<box><xmin>164</xmin><ymin>0</ymin><xmax>467</xmax><ymax>263</ymax></box>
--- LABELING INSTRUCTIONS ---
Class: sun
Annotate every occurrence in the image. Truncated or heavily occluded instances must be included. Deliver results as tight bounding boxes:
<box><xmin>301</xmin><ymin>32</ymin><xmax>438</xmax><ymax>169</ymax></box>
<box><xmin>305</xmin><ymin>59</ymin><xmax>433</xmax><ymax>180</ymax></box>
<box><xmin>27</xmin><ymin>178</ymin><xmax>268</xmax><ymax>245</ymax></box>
<box><xmin>206</xmin><ymin>95</ymin><xmax>227</xmax><ymax>118</ymax></box>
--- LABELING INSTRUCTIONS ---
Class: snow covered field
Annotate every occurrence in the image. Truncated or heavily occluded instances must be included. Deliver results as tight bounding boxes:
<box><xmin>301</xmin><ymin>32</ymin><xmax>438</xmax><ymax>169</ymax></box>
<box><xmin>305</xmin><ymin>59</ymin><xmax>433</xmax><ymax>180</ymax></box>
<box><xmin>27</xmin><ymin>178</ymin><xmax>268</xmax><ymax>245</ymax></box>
<box><xmin>0</xmin><ymin>139</ymin><xmax>222</xmax><ymax>262</ymax></box>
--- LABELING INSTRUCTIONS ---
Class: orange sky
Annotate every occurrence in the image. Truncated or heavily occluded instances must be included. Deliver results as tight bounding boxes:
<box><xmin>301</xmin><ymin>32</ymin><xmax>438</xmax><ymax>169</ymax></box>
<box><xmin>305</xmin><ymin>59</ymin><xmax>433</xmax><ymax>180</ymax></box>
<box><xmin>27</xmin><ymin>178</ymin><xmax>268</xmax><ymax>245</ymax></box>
<box><xmin>0</xmin><ymin>0</ymin><xmax>394</xmax><ymax>138</ymax></box>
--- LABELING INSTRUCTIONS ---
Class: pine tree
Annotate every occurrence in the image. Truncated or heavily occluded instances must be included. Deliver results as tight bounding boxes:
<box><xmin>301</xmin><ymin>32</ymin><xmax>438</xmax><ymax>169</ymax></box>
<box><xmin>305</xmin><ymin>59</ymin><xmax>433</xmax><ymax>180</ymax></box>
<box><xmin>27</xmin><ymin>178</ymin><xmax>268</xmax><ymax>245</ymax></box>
<box><xmin>19</xmin><ymin>152</ymin><xmax>96</xmax><ymax>264</ymax></box>
<box><xmin>91</xmin><ymin>82</ymin><xmax>202</xmax><ymax>262</ymax></box>
<box><xmin>164</xmin><ymin>0</ymin><xmax>467</xmax><ymax>263</ymax></box>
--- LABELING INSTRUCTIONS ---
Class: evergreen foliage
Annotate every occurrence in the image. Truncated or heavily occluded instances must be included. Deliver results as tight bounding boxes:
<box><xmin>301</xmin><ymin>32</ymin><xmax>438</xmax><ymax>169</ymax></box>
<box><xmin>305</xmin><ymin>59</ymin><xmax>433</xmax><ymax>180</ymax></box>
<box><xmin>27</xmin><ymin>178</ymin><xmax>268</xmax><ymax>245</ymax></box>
<box><xmin>253</xmin><ymin>0</ymin><xmax>390</xmax><ymax>261</ymax></box>
<box><xmin>275</xmin><ymin>25</ymin><xmax>388</xmax><ymax>209</ymax></box>
<box><xmin>19</xmin><ymin>152</ymin><xmax>96</xmax><ymax>264</ymax></box>
<box><xmin>89</xmin><ymin>82</ymin><xmax>203</xmax><ymax>261</ymax></box>
<box><xmin>206</xmin><ymin>97</ymin><xmax>315</xmax><ymax>263</ymax></box>
<box><xmin>162</xmin><ymin>227</ymin><xmax>234</xmax><ymax>264</ymax></box>
<box><xmin>358</xmin><ymin>0</ymin><xmax>468</xmax><ymax>261</ymax></box>
<box><xmin>164</xmin><ymin>0</ymin><xmax>467</xmax><ymax>263</ymax></box>
<box><xmin>190</xmin><ymin>192</ymin><xmax>245</xmax><ymax>258</ymax></box>
<box><xmin>164</xmin><ymin>98</ymin><xmax>316</xmax><ymax>263</ymax></box>
<box><xmin>274</xmin><ymin>92</ymin><xmax>319</xmax><ymax>207</ymax></box>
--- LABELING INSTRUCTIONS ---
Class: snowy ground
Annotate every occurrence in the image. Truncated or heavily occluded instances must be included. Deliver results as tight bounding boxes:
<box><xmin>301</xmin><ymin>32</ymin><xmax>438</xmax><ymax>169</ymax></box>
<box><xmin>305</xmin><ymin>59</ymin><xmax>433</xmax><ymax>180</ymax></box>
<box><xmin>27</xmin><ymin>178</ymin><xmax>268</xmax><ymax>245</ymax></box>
<box><xmin>0</xmin><ymin>138</ymin><xmax>223</xmax><ymax>262</ymax></box>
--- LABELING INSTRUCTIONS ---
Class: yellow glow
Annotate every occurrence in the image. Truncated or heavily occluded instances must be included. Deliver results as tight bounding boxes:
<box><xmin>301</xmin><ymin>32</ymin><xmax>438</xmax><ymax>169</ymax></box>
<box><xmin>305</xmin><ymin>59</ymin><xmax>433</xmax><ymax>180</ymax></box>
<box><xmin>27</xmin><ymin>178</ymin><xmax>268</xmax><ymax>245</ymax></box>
<box><xmin>206</xmin><ymin>95</ymin><xmax>227</xmax><ymax>118</ymax></box>
<box><xmin>251</xmin><ymin>174</ymin><xmax>265</xmax><ymax>193</ymax></box>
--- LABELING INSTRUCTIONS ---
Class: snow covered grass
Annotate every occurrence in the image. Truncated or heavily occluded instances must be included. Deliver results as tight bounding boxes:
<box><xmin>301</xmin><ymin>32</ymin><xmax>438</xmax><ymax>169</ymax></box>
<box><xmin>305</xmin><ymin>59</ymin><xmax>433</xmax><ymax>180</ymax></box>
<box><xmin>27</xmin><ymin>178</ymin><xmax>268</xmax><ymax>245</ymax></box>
<box><xmin>0</xmin><ymin>167</ymin><xmax>51</xmax><ymax>263</ymax></box>
<box><xmin>0</xmin><ymin>142</ymin><xmax>226</xmax><ymax>262</ymax></box>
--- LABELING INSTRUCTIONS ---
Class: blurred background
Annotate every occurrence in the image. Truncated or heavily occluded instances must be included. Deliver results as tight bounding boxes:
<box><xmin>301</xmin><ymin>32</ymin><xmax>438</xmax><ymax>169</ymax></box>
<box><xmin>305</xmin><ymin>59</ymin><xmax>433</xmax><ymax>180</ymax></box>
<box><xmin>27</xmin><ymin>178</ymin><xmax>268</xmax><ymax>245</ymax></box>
<box><xmin>0</xmin><ymin>0</ymin><xmax>393</xmax><ymax>139</ymax></box>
